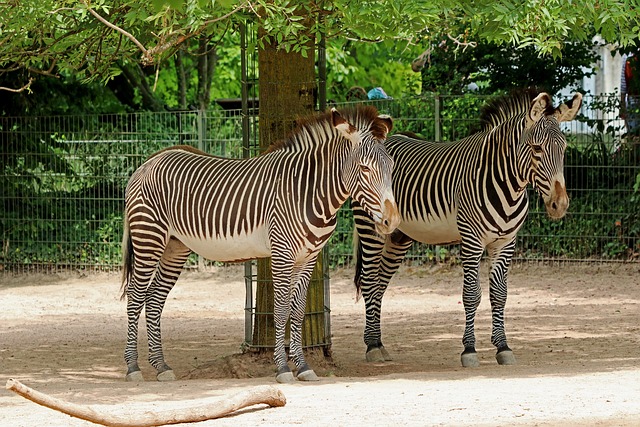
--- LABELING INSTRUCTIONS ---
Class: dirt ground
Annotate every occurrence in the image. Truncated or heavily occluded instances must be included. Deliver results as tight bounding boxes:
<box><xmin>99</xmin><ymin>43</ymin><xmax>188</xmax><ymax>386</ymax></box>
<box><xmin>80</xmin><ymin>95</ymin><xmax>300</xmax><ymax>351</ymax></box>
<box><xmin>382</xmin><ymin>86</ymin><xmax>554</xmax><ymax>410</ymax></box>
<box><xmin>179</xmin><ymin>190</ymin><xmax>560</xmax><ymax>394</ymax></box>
<box><xmin>1</xmin><ymin>262</ymin><xmax>639</xmax><ymax>426</ymax></box>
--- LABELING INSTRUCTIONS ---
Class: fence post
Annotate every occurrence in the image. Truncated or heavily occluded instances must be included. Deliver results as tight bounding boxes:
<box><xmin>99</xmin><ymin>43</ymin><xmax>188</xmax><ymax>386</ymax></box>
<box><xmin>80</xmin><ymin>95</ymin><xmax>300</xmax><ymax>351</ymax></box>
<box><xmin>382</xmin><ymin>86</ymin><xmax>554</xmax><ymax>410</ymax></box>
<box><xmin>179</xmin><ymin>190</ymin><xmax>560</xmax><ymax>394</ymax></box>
<box><xmin>435</xmin><ymin>93</ymin><xmax>442</xmax><ymax>142</ymax></box>
<box><xmin>197</xmin><ymin>109</ymin><xmax>206</xmax><ymax>272</ymax></box>
<box><xmin>240</xmin><ymin>23</ymin><xmax>254</xmax><ymax>346</ymax></box>
<box><xmin>434</xmin><ymin>94</ymin><xmax>442</xmax><ymax>262</ymax></box>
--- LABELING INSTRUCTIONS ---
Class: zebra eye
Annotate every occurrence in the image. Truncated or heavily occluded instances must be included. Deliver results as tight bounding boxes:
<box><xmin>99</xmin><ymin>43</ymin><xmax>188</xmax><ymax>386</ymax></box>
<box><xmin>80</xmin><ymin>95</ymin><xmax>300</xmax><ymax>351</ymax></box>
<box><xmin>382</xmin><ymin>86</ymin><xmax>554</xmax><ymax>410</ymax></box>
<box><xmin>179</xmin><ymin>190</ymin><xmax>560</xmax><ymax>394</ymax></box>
<box><xmin>531</xmin><ymin>144</ymin><xmax>543</xmax><ymax>154</ymax></box>
<box><xmin>360</xmin><ymin>164</ymin><xmax>371</xmax><ymax>173</ymax></box>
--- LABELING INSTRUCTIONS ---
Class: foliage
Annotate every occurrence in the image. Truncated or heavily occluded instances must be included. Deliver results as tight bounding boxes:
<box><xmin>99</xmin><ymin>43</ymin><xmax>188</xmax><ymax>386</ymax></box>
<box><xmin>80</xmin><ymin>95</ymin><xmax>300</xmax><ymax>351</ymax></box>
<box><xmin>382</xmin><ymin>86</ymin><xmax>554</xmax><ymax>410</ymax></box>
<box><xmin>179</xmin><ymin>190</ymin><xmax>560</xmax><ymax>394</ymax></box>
<box><xmin>0</xmin><ymin>73</ymin><xmax>127</xmax><ymax>116</ymax></box>
<box><xmin>326</xmin><ymin>39</ymin><xmax>421</xmax><ymax>102</ymax></box>
<box><xmin>153</xmin><ymin>31</ymin><xmax>243</xmax><ymax>109</ymax></box>
<box><xmin>352</xmin><ymin>94</ymin><xmax>487</xmax><ymax>141</ymax></box>
<box><xmin>0</xmin><ymin>0</ymin><xmax>634</xmax><ymax>118</ymax></box>
<box><xmin>2</xmin><ymin>0</ymin><xmax>639</xmax><ymax>94</ymax></box>
<box><xmin>414</xmin><ymin>31</ymin><xmax>600</xmax><ymax>95</ymax></box>
<box><xmin>461</xmin><ymin>0</ymin><xmax>639</xmax><ymax>58</ymax></box>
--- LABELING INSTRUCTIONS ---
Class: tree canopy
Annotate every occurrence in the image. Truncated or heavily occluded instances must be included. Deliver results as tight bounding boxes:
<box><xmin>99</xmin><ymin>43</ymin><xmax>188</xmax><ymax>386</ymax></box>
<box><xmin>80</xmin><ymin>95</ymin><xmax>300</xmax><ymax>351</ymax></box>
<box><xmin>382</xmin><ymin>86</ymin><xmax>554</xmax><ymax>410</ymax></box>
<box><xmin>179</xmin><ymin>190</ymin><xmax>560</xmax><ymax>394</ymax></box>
<box><xmin>2</xmin><ymin>1</ymin><xmax>639</xmax><ymax>90</ymax></box>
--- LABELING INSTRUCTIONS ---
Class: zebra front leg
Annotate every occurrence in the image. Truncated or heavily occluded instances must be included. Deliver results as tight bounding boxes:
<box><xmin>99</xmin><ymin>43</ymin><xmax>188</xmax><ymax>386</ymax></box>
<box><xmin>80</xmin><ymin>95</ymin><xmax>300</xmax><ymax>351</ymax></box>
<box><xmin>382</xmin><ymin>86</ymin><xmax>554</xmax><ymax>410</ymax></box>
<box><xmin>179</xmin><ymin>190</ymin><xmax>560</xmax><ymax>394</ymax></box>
<box><xmin>288</xmin><ymin>262</ymin><xmax>319</xmax><ymax>381</ymax></box>
<box><xmin>460</xmin><ymin>244</ymin><xmax>483</xmax><ymax>367</ymax></box>
<box><xmin>353</xmin><ymin>204</ymin><xmax>387</xmax><ymax>362</ymax></box>
<box><xmin>145</xmin><ymin>240</ymin><xmax>191</xmax><ymax>381</ymax></box>
<box><xmin>488</xmin><ymin>239</ymin><xmax>517</xmax><ymax>365</ymax></box>
<box><xmin>271</xmin><ymin>261</ymin><xmax>295</xmax><ymax>383</ymax></box>
<box><xmin>361</xmin><ymin>286</ymin><xmax>386</xmax><ymax>362</ymax></box>
<box><xmin>374</xmin><ymin>230</ymin><xmax>414</xmax><ymax>361</ymax></box>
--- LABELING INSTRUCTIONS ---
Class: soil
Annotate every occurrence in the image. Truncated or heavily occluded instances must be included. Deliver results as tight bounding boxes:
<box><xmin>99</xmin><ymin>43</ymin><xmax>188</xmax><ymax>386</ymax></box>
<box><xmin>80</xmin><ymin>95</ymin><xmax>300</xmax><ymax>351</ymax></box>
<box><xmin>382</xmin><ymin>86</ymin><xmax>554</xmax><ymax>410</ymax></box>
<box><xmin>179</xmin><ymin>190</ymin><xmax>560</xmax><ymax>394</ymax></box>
<box><xmin>1</xmin><ymin>262</ymin><xmax>639</xmax><ymax>426</ymax></box>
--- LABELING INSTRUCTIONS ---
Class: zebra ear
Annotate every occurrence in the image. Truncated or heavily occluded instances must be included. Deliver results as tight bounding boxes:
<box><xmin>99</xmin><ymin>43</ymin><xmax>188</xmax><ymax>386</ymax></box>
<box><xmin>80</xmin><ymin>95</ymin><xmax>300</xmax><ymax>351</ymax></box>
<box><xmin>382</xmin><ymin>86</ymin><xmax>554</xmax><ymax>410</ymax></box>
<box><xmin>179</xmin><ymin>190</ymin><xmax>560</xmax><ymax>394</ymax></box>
<box><xmin>528</xmin><ymin>92</ymin><xmax>553</xmax><ymax>124</ymax></box>
<box><xmin>377</xmin><ymin>114</ymin><xmax>393</xmax><ymax>136</ymax></box>
<box><xmin>331</xmin><ymin>108</ymin><xmax>358</xmax><ymax>140</ymax></box>
<box><xmin>554</xmin><ymin>92</ymin><xmax>583</xmax><ymax>122</ymax></box>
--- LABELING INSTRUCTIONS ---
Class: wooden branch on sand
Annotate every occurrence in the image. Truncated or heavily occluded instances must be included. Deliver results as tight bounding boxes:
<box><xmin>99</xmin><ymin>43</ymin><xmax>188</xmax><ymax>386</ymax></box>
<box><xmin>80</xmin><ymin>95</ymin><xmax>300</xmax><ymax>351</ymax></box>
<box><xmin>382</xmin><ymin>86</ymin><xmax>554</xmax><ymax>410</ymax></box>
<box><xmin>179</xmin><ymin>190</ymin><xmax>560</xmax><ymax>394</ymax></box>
<box><xmin>5</xmin><ymin>378</ymin><xmax>286</xmax><ymax>427</ymax></box>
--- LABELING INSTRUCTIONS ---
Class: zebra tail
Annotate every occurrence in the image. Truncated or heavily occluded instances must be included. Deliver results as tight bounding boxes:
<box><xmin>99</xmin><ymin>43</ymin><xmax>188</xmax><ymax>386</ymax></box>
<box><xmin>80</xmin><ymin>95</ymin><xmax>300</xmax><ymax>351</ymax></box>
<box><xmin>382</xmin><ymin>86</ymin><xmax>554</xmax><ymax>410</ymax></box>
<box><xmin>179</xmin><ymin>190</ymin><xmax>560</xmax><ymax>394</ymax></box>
<box><xmin>353</xmin><ymin>228</ymin><xmax>363</xmax><ymax>302</ymax></box>
<box><xmin>120</xmin><ymin>214</ymin><xmax>134</xmax><ymax>301</ymax></box>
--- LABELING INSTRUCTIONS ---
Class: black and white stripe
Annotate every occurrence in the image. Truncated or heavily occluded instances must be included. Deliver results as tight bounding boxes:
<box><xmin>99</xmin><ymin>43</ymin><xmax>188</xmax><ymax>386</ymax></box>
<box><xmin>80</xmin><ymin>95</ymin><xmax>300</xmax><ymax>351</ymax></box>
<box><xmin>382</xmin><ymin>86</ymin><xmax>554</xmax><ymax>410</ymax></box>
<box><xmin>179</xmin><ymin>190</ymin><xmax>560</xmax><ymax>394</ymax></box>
<box><xmin>353</xmin><ymin>89</ymin><xmax>582</xmax><ymax>366</ymax></box>
<box><xmin>121</xmin><ymin>106</ymin><xmax>400</xmax><ymax>383</ymax></box>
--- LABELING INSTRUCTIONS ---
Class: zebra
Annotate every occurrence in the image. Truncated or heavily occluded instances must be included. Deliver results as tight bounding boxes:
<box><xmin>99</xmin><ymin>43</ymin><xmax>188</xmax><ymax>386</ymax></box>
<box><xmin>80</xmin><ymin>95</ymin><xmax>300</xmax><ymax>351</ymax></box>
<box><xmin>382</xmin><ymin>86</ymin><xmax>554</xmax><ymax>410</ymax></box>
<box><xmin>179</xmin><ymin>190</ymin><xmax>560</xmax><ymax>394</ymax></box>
<box><xmin>352</xmin><ymin>89</ymin><xmax>582</xmax><ymax>367</ymax></box>
<box><xmin>121</xmin><ymin>105</ymin><xmax>400</xmax><ymax>383</ymax></box>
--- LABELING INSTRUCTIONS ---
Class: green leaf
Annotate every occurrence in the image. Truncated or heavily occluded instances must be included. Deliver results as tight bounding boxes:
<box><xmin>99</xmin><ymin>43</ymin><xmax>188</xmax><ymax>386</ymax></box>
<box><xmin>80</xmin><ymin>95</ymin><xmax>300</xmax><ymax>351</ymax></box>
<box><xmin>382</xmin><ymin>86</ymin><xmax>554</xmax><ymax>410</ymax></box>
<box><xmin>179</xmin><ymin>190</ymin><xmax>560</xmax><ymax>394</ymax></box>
<box><xmin>151</xmin><ymin>0</ymin><xmax>166</xmax><ymax>13</ymax></box>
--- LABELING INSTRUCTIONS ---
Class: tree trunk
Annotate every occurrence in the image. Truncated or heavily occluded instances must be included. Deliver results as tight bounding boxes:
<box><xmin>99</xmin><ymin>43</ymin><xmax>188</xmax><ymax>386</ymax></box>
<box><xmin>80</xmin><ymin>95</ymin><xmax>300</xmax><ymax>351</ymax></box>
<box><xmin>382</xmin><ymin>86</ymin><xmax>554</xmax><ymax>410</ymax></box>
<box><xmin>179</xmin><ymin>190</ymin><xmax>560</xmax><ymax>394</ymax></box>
<box><xmin>252</xmin><ymin>28</ymin><xmax>328</xmax><ymax>353</ymax></box>
<box><xmin>117</xmin><ymin>63</ymin><xmax>166</xmax><ymax>112</ymax></box>
<box><xmin>175</xmin><ymin>49</ymin><xmax>188</xmax><ymax>110</ymax></box>
<box><xmin>196</xmin><ymin>36</ymin><xmax>217</xmax><ymax>110</ymax></box>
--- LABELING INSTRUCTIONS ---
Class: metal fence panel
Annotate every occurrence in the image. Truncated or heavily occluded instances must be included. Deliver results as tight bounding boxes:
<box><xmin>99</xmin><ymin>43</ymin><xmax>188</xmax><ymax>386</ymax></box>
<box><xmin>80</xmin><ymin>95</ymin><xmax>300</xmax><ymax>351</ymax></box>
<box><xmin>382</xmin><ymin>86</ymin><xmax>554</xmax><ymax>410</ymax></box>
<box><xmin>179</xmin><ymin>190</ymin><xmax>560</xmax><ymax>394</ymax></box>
<box><xmin>1</xmin><ymin>110</ymin><xmax>245</xmax><ymax>272</ymax></box>
<box><xmin>1</xmin><ymin>94</ymin><xmax>638</xmax><ymax>273</ymax></box>
<box><xmin>328</xmin><ymin>94</ymin><xmax>639</xmax><ymax>266</ymax></box>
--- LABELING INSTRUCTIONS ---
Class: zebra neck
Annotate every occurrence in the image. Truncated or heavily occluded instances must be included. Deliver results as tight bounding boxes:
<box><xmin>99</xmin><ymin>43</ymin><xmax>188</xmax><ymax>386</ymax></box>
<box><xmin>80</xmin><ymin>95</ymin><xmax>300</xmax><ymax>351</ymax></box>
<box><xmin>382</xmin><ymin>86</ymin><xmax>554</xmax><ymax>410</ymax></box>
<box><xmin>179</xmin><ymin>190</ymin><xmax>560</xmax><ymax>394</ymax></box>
<box><xmin>278</xmin><ymin>139</ymin><xmax>352</xmax><ymax>220</ymax></box>
<box><xmin>493</xmin><ymin>121</ymin><xmax>530</xmax><ymax>197</ymax></box>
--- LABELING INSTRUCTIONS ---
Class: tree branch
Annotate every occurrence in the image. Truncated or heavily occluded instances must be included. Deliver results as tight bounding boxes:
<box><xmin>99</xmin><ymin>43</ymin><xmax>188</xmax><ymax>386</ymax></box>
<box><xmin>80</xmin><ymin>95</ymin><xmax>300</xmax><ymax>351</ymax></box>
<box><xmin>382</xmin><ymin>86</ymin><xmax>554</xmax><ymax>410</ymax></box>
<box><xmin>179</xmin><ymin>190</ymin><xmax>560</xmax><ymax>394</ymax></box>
<box><xmin>144</xmin><ymin>2</ymin><xmax>252</xmax><ymax>62</ymax></box>
<box><xmin>0</xmin><ymin>77</ymin><xmax>34</xmax><ymax>93</ymax></box>
<box><xmin>82</xmin><ymin>0</ymin><xmax>253</xmax><ymax>66</ymax></box>
<box><xmin>6</xmin><ymin>378</ymin><xmax>286</xmax><ymax>427</ymax></box>
<box><xmin>446</xmin><ymin>33</ymin><xmax>477</xmax><ymax>50</ymax></box>
<box><xmin>28</xmin><ymin>59</ymin><xmax>58</xmax><ymax>76</ymax></box>
<box><xmin>81</xmin><ymin>0</ymin><xmax>152</xmax><ymax>63</ymax></box>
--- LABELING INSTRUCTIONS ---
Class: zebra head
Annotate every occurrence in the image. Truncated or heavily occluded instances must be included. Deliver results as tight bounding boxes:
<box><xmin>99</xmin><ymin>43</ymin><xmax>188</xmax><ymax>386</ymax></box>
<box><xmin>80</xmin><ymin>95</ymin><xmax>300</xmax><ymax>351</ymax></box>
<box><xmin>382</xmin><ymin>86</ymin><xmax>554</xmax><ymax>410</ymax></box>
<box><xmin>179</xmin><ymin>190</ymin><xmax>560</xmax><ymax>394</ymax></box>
<box><xmin>332</xmin><ymin>107</ymin><xmax>400</xmax><ymax>235</ymax></box>
<box><xmin>524</xmin><ymin>92</ymin><xmax>582</xmax><ymax>219</ymax></box>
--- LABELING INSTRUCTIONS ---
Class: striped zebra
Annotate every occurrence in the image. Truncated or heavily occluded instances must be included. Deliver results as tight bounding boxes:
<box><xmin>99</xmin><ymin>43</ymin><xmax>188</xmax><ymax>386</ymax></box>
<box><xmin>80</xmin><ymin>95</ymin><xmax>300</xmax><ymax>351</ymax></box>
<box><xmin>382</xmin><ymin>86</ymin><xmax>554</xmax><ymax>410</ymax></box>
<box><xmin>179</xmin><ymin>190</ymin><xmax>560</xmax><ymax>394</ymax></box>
<box><xmin>121</xmin><ymin>106</ymin><xmax>400</xmax><ymax>383</ymax></box>
<box><xmin>353</xmin><ymin>89</ymin><xmax>582</xmax><ymax>367</ymax></box>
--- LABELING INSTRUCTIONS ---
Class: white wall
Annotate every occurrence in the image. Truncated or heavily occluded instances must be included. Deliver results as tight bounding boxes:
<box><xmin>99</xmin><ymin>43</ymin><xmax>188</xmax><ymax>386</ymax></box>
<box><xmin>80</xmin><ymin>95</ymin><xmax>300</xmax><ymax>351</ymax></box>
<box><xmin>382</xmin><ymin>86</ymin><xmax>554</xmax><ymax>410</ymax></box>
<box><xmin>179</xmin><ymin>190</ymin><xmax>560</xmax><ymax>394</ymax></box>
<box><xmin>560</xmin><ymin>38</ymin><xmax>624</xmax><ymax>134</ymax></box>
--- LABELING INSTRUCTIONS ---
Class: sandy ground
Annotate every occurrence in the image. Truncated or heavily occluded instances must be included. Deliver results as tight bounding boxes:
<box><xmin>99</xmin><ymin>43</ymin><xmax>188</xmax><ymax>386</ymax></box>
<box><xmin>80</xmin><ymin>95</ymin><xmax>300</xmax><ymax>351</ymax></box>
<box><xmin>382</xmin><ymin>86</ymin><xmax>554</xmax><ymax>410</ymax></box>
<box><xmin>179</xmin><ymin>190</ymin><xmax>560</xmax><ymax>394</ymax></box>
<box><xmin>0</xmin><ymin>262</ymin><xmax>639</xmax><ymax>426</ymax></box>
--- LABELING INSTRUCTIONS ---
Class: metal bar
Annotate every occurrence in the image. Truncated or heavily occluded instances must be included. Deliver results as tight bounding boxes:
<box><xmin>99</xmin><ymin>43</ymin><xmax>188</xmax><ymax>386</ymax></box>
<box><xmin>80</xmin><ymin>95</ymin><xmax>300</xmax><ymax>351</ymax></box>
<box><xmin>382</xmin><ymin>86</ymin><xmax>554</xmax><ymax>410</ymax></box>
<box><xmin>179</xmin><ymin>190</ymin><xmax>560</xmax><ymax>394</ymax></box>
<box><xmin>318</xmin><ymin>31</ymin><xmax>327</xmax><ymax>111</ymax></box>
<box><xmin>435</xmin><ymin>94</ymin><xmax>441</xmax><ymax>142</ymax></box>
<box><xmin>240</xmin><ymin>22</ymin><xmax>255</xmax><ymax>345</ymax></box>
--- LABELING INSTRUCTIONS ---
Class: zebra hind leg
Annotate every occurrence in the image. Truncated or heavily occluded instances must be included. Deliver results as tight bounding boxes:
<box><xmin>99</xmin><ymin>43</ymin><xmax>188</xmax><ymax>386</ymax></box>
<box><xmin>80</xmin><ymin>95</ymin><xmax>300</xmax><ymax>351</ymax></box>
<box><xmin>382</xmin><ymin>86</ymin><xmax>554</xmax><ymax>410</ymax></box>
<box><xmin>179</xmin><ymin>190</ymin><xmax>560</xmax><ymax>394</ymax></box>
<box><xmin>124</xmin><ymin>258</ymin><xmax>160</xmax><ymax>382</ymax></box>
<box><xmin>145</xmin><ymin>238</ymin><xmax>192</xmax><ymax>381</ymax></box>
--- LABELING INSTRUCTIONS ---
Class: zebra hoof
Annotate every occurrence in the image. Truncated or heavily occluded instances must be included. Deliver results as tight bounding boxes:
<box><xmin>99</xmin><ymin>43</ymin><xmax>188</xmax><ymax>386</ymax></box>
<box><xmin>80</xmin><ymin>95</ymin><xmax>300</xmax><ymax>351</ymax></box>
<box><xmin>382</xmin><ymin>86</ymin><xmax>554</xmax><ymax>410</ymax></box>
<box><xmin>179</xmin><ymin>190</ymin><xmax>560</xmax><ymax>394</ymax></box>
<box><xmin>461</xmin><ymin>352</ymin><xmax>480</xmax><ymax>368</ymax></box>
<box><xmin>379</xmin><ymin>345</ymin><xmax>392</xmax><ymax>361</ymax></box>
<box><xmin>276</xmin><ymin>371</ymin><xmax>295</xmax><ymax>383</ymax></box>
<box><xmin>297</xmin><ymin>369</ymin><xmax>319</xmax><ymax>382</ymax></box>
<box><xmin>156</xmin><ymin>370</ymin><xmax>176</xmax><ymax>382</ymax></box>
<box><xmin>125</xmin><ymin>370</ymin><xmax>144</xmax><ymax>382</ymax></box>
<box><xmin>496</xmin><ymin>350</ymin><xmax>516</xmax><ymax>365</ymax></box>
<box><xmin>366</xmin><ymin>348</ymin><xmax>385</xmax><ymax>363</ymax></box>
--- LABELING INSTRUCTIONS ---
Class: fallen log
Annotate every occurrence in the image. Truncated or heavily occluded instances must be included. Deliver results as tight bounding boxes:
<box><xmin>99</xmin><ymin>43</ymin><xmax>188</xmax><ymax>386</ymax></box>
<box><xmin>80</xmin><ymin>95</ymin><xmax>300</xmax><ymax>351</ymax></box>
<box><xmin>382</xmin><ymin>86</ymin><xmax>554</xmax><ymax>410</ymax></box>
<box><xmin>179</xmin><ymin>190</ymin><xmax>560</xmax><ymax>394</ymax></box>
<box><xmin>5</xmin><ymin>378</ymin><xmax>286</xmax><ymax>427</ymax></box>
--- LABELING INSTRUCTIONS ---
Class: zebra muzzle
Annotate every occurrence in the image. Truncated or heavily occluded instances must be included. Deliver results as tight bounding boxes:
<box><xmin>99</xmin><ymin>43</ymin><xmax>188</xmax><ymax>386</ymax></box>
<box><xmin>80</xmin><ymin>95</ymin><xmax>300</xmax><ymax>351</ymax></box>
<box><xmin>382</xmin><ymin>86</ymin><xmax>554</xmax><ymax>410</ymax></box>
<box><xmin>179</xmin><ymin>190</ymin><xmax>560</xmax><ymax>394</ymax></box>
<box><xmin>374</xmin><ymin>199</ymin><xmax>401</xmax><ymax>235</ymax></box>
<box><xmin>545</xmin><ymin>180</ymin><xmax>569</xmax><ymax>220</ymax></box>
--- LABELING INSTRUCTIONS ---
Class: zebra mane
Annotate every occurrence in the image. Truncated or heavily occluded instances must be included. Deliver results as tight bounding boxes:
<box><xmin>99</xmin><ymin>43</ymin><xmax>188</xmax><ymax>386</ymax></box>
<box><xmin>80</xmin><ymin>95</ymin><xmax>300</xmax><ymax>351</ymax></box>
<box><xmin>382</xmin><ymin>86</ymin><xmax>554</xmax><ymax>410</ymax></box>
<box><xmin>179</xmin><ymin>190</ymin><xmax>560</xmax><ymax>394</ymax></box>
<box><xmin>479</xmin><ymin>88</ymin><xmax>555</xmax><ymax>131</ymax></box>
<box><xmin>148</xmin><ymin>144</ymin><xmax>211</xmax><ymax>160</ymax></box>
<box><xmin>264</xmin><ymin>105</ymin><xmax>385</xmax><ymax>153</ymax></box>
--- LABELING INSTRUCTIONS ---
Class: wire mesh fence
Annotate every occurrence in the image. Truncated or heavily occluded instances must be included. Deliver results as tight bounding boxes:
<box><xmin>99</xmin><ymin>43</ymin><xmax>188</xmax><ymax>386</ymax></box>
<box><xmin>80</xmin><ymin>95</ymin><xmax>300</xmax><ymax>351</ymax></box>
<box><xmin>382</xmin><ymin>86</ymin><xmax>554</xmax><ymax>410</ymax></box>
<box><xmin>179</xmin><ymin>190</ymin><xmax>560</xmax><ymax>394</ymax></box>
<box><xmin>0</xmin><ymin>110</ymin><xmax>249</xmax><ymax>272</ymax></box>
<box><xmin>328</xmin><ymin>94</ymin><xmax>639</xmax><ymax>267</ymax></box>
<box><xmin>1</xmin><ymin>94</ymin><xmax>638</xmax><ymax>274</ymax></box>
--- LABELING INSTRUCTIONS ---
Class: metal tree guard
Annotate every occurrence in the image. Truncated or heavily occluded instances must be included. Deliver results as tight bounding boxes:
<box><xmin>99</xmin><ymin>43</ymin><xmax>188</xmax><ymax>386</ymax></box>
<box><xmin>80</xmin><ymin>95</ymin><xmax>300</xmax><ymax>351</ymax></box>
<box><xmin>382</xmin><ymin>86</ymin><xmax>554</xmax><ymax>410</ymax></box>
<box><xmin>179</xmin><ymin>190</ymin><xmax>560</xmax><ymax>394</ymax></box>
<box><xmin>240</xmin><ymin>22</ymin><xmax>332</xmax><ymax>355</ymax></box>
